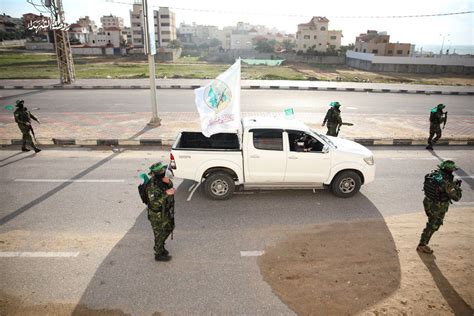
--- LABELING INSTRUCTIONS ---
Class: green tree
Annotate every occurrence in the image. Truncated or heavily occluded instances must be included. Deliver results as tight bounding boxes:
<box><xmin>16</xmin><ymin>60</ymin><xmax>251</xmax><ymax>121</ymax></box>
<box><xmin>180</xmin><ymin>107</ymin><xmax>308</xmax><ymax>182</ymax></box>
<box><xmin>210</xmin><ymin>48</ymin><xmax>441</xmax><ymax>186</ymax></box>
<box><xmin>281</xmin><ymin>39</ymin><xmax>295</xmax><ymax>51</ymax></box>
<box><xmin>209</xmin><ymin>38</ymin><xmax>222</xmax><ymax>48</ymax></box>
<box><xmin>254</xmin><ymin>38</ymin><xmax>276</xmax><ymax>53</ymax></box>
<box><xmin>168</xmin><ymin>39</ymin><xmax>182</xmax><ymax>49</ymax></box>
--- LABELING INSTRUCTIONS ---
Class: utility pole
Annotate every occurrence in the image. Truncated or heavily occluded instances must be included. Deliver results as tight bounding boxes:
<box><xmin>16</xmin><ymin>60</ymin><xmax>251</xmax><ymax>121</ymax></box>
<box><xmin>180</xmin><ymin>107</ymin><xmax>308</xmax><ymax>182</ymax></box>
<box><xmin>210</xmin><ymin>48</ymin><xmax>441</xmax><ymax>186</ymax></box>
<box><xmin>27</xmin><ymin>0</ymin><xmax>75</xmax><ymax>84</ymax></box>
<box><xmin>142</xmin><ymin>0</ymin><xmax>161</xmax><ymax>126</ymax></box>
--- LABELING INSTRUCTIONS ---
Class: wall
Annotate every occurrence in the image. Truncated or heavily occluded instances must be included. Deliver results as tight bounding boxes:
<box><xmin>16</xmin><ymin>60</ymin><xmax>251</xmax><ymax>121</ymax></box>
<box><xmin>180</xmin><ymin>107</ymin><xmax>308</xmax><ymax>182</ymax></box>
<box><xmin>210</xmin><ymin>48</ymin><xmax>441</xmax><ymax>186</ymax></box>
<box><xmin>204</xmin><ymin>49</ymin><xmax>345</xmax><ymax>64</ymax></box>
<box><xmin>346</xmin><ymin>50</ymin><xmax>474</xmax><ymax>73</ymax></box>
<box><xmin>0</xmin><ymin>39</ymin><xmax>26</xmax><ymax>47</ymax></box>
<box><xmin>71</xmin><ymin>47</ymin><xmax>115</xmax><ymax>55</ymax></box>
<box><xmin>25</xmin><ymin>42</ymin><xmax>53</xmax><ymax>50</ymax></box>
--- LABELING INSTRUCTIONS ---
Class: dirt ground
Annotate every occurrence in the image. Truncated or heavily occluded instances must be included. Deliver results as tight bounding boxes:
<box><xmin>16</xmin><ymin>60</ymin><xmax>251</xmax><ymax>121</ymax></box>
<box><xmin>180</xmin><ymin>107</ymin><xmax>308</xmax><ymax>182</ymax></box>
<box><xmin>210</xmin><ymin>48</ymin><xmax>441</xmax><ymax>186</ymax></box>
<box><xmin>258</xmin><ymin>207</ymin><xmax>473</xmax><ymax>315</ymax></box>
<box><xmin>290</xmin><ymin>62</ymin><xmax>474</xmax><ymax>86</ymax></box>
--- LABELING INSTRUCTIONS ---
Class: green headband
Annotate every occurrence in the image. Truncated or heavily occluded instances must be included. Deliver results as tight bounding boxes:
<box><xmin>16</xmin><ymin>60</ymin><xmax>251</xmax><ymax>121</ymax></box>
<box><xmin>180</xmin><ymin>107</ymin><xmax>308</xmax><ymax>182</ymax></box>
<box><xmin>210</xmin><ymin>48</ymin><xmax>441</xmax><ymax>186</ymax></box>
<box><xmin>150</xmin><ymin>162</ymin><xmax>167</xmax><ymax>173</ymax></box>
<box><xmin>438</xmin><ymin>160</ymin><xmax>457</xmax><ymax>171</ymax></box>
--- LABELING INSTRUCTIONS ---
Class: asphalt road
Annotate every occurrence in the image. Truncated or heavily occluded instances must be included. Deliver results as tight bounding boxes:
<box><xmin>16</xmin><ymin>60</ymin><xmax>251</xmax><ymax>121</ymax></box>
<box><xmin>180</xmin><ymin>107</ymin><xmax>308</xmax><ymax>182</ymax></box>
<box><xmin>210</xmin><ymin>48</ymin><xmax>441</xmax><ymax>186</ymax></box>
<box><xmin>0</xmin><ymin>147</ymin><xmax>473</xmax><ymax>314</ymax></box>
<box><xmin>1</xmin><ymin>89</ymin><xmax>473</xmax><ymax>115</ymax></box>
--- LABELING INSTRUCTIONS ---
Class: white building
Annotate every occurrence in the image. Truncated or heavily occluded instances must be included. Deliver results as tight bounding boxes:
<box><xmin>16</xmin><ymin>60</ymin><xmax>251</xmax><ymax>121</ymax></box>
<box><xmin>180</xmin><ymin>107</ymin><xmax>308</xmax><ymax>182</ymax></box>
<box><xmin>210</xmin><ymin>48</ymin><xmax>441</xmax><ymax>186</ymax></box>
<box><xmin>100</xmin><ymin>14</ymin><xmax>124</xmax><ymax>29</ymax></box>
<box><xmin>130</xmin><ymin>4</ymin><xmax>176</xmax><ymax>49</ymax></box>
<box><xmin>88</xmin><ymin>27</ymin><xmax>125</xmax><ymax>48</ymax></box>
<box><xmin>155</xmin><ymin>7</ymin><xmax>177</xmax><ymax>47</ymax></box>
<box><xmin>296</xmin><ymin>16</ymin><xmax>342</xmax><ymax>53</ymax></box>
<box><xmin>230</xmin><ymin>29</ymin><xmax>257</xmax><ymax>50</ymax></box>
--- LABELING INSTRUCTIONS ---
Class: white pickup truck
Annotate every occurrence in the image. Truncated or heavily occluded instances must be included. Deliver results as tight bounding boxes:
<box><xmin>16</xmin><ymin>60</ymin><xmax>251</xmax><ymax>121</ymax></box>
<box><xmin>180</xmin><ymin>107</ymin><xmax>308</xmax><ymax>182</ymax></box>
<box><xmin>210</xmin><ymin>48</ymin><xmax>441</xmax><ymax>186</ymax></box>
<box><xmin>170</xmin><ymin>117</ymin><xmax>375</xmax><ymax>200</ymax></box>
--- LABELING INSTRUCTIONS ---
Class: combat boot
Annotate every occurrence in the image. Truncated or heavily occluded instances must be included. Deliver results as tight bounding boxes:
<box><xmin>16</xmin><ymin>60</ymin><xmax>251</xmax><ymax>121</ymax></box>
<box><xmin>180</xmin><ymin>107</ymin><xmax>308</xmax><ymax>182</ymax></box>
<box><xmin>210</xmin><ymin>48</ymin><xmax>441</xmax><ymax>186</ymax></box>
<box><xmin>425</xmin><ymin>145</ymin><xmax>433</xmax><ymax>150</ymax></box>
<box><xmin>21</xmin><ymin>147</ymin><xmax>30</xmax><ymax>152</ymax></box>
<box><xmin>416</xmin><ymin>244</ymin><xmax>433</xmax><ymax>254</ymax></box>
<box><xmin>155</xmin><ymin>253</ymin><xmax>171</xmax><ymax>261</ymax></box>
<box><xmin>33</xmin><ymin>147</ymin><xmax>41</xmax><ymax>153</ymax></box>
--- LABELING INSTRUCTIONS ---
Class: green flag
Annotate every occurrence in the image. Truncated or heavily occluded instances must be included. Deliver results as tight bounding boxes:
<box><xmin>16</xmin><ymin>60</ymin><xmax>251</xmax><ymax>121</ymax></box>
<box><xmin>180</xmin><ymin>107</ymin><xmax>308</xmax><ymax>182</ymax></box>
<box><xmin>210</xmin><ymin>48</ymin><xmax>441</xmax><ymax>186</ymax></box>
<box><xmin>284</xmin><ymin>108</ymin><xmax>294</xmax><ymax>119</ymax></box>
<box><xmin>4</xmin><ymin>105</ymin><xmax>14</xmax><ymax>111</ymax></box>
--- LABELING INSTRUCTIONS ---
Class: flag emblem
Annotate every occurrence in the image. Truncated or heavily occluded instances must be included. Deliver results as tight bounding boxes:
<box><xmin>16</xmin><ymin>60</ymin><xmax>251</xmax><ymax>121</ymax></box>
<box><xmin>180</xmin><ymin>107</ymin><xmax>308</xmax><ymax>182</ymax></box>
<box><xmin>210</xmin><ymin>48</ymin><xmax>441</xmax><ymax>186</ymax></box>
<box><xmin>204</xmin><ymin>79</ymin><xmax>232</xmax><ymax>113</ymax></box>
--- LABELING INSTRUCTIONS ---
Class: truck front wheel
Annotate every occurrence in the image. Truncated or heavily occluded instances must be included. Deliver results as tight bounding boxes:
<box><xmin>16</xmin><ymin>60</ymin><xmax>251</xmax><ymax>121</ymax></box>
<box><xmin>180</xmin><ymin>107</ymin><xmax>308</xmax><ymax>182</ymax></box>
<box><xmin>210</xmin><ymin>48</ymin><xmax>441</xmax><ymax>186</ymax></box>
<box><xmin>331</xmin><ymin>171</ymin><xmax>361</xmax><ymax>198</ymax></box>
<box><xmin>204</xmin><ymin>172</ymin><xmax>235</xmax><ymax>200</ymax></box>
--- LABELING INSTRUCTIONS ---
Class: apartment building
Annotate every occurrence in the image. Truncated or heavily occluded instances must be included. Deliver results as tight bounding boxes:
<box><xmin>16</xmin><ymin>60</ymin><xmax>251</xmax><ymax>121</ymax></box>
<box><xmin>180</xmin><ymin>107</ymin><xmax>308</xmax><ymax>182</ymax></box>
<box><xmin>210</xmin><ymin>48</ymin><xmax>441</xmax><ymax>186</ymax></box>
<box><xmin>130</xmin><ymin>4</ymin><xmax>176</xmax><ymax>49</ymax></box>
<box><xmin>155</xmin><ymin>7</ymin><xmax>176</xmax><ymax>47</ymax></box>
<box><xmin>77</xmin><ymin>16</ymin><xmax>98</xmax><ymax>33</ymax></box>
<box><xmin>296</xmin><ymin>16</ymin><xmax>342</xmax><ymax>52</ymax></box>
<box><xmin>354</xmin><ymin>30</ymin><xmax>411</xmax><ymax>56</ymax></box>
<box><xmin>130</xmin><ymin>3</ymin><xmax>144</xmax><ymax>48</ymax></box>
<box><xmin>100</xmin><ymin>14</ymin><xmax>124</xmax><ymax>29</ymax></box>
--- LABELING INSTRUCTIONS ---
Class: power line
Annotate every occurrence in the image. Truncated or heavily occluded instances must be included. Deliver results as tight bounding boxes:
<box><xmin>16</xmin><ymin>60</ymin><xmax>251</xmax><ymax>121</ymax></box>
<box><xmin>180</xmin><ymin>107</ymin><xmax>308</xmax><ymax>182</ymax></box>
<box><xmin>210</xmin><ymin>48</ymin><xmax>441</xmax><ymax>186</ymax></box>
<box><xmin>104</xmin><ymin>0</ymin><xmax>473</xmax><ymax>19</ymax></box>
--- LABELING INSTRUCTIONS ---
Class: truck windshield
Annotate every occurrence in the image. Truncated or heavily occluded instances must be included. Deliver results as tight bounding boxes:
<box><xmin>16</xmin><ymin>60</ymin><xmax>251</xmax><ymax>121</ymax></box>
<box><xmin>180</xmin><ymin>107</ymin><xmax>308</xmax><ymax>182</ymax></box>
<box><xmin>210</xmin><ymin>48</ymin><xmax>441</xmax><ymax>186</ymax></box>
<box><xmin>311</xmin><ymin>129</ymin><xmax>337</xmax><ymax>149</ymax></box>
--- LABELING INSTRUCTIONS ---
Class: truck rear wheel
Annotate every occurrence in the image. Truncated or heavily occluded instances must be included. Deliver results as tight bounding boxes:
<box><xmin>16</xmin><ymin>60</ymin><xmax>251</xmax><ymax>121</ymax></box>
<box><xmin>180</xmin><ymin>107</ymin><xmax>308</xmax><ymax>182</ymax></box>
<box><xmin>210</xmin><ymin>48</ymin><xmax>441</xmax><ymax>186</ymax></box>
<box><xmin>331</xmin><ymin>171</ymin><xmax>361</xmax><ymax>198</ymax></box>
<box><xmin>204</xmin><ymin>172</ymin><xmax>235</xmax><ymax>200</ymax></box>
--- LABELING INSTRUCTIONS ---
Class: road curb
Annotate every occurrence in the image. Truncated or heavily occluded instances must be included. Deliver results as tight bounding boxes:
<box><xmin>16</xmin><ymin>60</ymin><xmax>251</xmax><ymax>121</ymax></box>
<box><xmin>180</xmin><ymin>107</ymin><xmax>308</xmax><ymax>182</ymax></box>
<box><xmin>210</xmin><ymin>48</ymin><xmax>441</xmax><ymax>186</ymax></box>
<box><xmin>1</xmin><ymin>138</ymin><xmax>473</xmax><ymax>148</ymax></box>
<box><xmin>1</xmin><ymin>85</ymin><xmax>473</xmax><ymax>95</ymax></box>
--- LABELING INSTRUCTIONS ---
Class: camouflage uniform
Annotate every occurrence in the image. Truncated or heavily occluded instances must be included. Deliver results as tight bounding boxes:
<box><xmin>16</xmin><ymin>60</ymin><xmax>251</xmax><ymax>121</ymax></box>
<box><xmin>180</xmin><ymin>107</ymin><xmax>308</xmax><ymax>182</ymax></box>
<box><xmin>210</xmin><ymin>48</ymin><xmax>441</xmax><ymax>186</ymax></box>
<box><xmin>427</xmin><ymin>104</ymin><xmax>446</xmax><ymax>149</ymax></box>
<box><xmin>418</xmin><ymin>161</ymin><xmax>462</xmax><ymax>253</ymax></box>
<box><xmin>146</xmin><ymin>176</ymin><xmax>175</xmax><ymax>257</ymax></box>
<box><xmin>13</xmin><ymin>101</ymin><xmax>40</xmax><ymax>152</ymax></box>
<box><xmin>323</xmin><ymin>103</ymin><xmax>342</xmax><ymax>137</ymax></box>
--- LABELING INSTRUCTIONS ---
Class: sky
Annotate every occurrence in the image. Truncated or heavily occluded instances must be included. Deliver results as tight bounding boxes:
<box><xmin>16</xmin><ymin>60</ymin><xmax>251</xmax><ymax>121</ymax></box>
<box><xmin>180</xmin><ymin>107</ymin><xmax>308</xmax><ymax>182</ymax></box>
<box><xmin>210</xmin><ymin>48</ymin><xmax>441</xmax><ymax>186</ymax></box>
<box><xmin>2</xmin><ymin>0</ymin><xmax>473</xmax><ymax>46</ymax></box>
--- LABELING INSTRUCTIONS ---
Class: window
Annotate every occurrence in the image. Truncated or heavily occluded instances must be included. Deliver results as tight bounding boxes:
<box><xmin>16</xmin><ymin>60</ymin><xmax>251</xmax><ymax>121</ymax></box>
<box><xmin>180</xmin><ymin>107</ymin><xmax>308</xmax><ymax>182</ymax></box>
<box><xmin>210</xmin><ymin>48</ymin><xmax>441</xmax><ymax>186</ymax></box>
<box><xmin>92</xmin><ymin>40</ymin><xmax>95</xmax><ymax>43</ymax></box>
<box><xmin>383</xmin><ymin>40</ymin><xmax>388</xmax><ymax>43</ymax></box>
<box><xmin>161</xmin><ymin>30</ymin><xmax>171</xmax><ymax>34</ymax></box>
<box><xmin>304</xmin><ymin>35</ymin><xmax>310</xmax><ymax>39</ymax></box>
<box><xmin>363</xmin><ymin>49</ymin><xmax>366</xmax><ymax>53</ymax></box>
<box><xmin>397</xmin><ymin>50</ymin><xmax>403</xmax><ymax>54</ymax></box>
<box><xmin>320</xmin><ymin>26</ymin><xmax>326</xmax><ymax>31</ymax></box>
<box><xmin>355</xmin><ymin>48</ymin><xmax>358</xmax><ymax>52</ymax></box>
<box><xmin>161</xmin><ymin>23</ymin><xmax>170</xmax><ymax>27</ymax></box>
<box><xmin>288</xmin><ymin>131</ymin><xmax>324</xmax><ymax>152</ymax></box>
<box><xmin>253</xmin><ymin>130</ymin><xmax>283</xmax><ymax>151</ymax></box>
<box><xmin>160</xmin><ymin>14</ymin><xmax>170</xmax><ymax>19</ymax></box>
<box><xmin>303</xmin><ymin>44</ymin><xmax>306</xmax><ymax>48</ymax></box>
<box><xmin>372</xmin><ymin>49</ymin><xmax>378</xmax><ymax>54</ymax></box>
<box><xmin>318</xmin><ymin>43</ymin><xmax>322</xmax><ymax>46</ymax></box>
<box><xmin>330</xmin><ymin>36</ymin><xmax>337</xmax><ymax>40</ymax></box>
<box><xmin>314</xmin><ymin>35</ymin><xmax>317</xmax><ymax>39</ymax></box>
<box><xmin>107</xmin><ymin>32</ymin><xmax>110</xmax><ymax>36</ymax></box>
<box><xmin>162</xmin><ymin>39</ymin><xmax>170</xmax><ymax>42</ymax></box>
<box><xmin>387</xmin><ymin>50</ymin><xmax>393</xmax><ymax>54</ymax></box>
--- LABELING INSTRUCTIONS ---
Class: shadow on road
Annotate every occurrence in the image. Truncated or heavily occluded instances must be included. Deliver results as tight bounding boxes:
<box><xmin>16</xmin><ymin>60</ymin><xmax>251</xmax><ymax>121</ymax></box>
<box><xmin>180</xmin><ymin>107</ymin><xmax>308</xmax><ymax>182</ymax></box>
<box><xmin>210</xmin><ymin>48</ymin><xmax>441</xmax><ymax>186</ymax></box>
<box><xmin>257</xmin><ymin>192</ymin><xmax>401</xmax><ymax>315</ymax></box>
<box><xmin>418</xmin><ymin>253</ymin><xmax>473</xmax><ymax>315</ymax></box>
<box><xmin>1</xmin><ymin>89</ymin><xmax>47</xmax><ymax>101</ymax></box>
<box><xmin>74</xmin><ymin>183</ymin><xmax>400</xmax><ymax>315</ymax></box>
<box><xmin>0</xmin><ymin>152</ymin><xmax>121</xmax><ymax>226</ymax></box>
<box><xmin>0</xmin><ymin>152</ymin><xmax>36</xmax><ymax>168</ymax></box>
<box><xmin>0</xmin><ymin>151</ymin><xmax>24</xmax><ymax>163</ymax></box>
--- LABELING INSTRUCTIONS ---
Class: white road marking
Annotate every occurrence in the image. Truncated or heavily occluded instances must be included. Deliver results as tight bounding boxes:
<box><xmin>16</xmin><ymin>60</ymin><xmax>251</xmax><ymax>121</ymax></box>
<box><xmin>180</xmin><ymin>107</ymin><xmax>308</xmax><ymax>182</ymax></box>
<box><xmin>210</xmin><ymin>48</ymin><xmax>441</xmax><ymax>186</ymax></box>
<box><xmin>346</xmin><ymin>106</ymin><xmax>358</xmax><ymax>110</ymax></box>
<box><xmin>388</xmin><ymin>157</ymin><xmax>438</xmax><ymax>160</ymax></box>
<box><xmin>0</xmin><ymin>252</ymin><xmax>80</xmax><ymax>258</ymax></box>
<box><xmin>240</xmin><ymin>251</ymin><xmax>264</xmax><ymax>257</ymax></box>
<box><xmin>457</xmin><ymin>176</ymin><xmax>474</xmax><ymax>179</ymax></box>
<box><xmin>15</xmin><ymin>179</ymin><xmax>125</xmax><ymax>183</ymax></box>
<box><xmin>453</xmin><ymin>202</ymin><xmax>474</xmax><ymax>207</ymax></box>
<box><xmin>187</xmin><ymin>181</ymin><xmax>202</xmax><ymax>201</ymax></box>
<box><xmin>188</xmin><ymin>183</ymin><xmax>196</xmax><ymax>192</ymax></box>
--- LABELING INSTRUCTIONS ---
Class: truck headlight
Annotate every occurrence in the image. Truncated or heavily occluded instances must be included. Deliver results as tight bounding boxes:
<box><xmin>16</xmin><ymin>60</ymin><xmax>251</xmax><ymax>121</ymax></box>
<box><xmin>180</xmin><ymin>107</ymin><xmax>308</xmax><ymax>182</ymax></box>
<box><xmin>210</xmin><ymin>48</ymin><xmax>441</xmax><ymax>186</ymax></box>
<box><xmin>363</xmin><ymin>156</ymin><xmax>374</xmax><ymax>165</ymax></box>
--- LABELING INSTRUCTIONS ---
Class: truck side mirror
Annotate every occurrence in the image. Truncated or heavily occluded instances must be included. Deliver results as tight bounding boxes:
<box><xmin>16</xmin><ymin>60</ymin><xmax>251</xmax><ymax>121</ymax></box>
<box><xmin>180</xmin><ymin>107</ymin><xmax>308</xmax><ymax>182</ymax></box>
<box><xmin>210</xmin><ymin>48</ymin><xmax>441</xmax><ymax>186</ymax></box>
<box><xmin>322</xmin><ymin>145</ymin><xmax>329</xmax><ymax>153</ymax></box>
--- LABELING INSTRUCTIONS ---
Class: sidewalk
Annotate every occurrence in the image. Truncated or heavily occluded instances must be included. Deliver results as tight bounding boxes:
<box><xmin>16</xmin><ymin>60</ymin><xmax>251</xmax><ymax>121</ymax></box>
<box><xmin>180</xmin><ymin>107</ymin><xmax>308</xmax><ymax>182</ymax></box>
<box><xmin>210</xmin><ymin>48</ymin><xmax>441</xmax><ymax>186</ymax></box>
<box><xmin>1</xmin><ymin>111</ymin><xmax>473</xmax><ymax>147</ymax></box>
<box><xmin>1</xmin><ymin>79</ymin><xmax>473</xmax><ymax>95</ymax></box>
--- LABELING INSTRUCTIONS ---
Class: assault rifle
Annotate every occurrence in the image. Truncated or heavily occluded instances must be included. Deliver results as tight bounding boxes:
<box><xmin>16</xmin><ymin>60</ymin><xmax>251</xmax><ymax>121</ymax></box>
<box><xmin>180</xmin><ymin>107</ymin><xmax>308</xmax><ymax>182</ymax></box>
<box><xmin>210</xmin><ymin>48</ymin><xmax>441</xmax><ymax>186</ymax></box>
<box><xmin>336</xmin><ymin>122</ymin><xmax>354</xmax><ymax>137</ymax></box>
<box><xmin>443</xmin><ymin>111</ymin><xmax>448</xmax><ymax>129</ymax></box>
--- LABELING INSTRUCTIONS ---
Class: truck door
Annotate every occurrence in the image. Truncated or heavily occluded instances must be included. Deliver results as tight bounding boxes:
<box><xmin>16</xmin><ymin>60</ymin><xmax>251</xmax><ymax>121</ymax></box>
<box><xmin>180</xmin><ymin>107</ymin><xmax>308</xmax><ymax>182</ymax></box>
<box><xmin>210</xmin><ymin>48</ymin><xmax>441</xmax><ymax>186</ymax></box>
<box><xmin>245</xmin><ymin>129</ymin><xmax>287</xmax><ymax>183</ymax></box>
<box><xmin>284</xmin><ymin>130</ymin><xmax>331</xmax><ymax>183</ymax></box>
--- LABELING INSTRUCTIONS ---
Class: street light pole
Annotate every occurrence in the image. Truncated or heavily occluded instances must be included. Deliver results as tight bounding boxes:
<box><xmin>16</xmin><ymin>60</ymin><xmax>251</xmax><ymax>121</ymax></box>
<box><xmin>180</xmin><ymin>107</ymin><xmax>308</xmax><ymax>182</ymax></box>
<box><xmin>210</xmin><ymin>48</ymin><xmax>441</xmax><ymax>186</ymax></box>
<box><xmin>142</xmin><ymin>0</ymin><xmax>161</xmax><ymax>126</ymax></box>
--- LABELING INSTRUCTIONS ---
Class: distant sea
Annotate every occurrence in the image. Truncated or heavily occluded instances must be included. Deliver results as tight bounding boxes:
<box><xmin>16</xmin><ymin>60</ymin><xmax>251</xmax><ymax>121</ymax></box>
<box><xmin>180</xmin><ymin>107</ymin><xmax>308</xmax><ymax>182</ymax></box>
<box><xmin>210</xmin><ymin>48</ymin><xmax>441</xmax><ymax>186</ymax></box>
<box><xmin>413</xmin><ymin>45</ymin><xmax>474</xmax><ymax>55</ymax></box>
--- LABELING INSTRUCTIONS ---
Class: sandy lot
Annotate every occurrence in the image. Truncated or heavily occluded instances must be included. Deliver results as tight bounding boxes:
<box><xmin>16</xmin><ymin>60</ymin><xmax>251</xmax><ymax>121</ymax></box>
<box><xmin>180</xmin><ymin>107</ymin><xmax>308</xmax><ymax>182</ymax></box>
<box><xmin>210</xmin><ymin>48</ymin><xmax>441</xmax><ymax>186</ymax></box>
<box><xmin>259</xmin><ymin>207</ymin><xmax>473</xmax><ymax>315</ymax></box>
